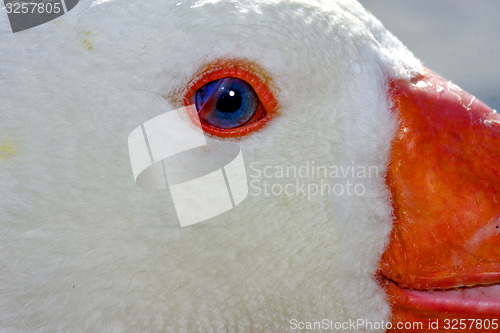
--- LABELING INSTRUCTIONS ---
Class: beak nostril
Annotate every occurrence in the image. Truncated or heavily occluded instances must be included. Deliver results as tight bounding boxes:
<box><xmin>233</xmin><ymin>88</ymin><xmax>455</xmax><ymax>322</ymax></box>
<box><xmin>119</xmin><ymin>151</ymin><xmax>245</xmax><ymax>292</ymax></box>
<box><xmin>409</xmin><ymin>73</ymin><xmax>424</xmax><ymax>85</ymax></box>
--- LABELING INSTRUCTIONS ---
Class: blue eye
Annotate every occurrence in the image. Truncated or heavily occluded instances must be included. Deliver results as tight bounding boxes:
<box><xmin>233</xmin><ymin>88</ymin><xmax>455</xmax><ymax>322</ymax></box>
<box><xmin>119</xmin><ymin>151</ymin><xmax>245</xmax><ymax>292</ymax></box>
<box><xmin>195</xmin><ymin>77</ymin><xmax>259</xmax><ymax>129</ymax></box>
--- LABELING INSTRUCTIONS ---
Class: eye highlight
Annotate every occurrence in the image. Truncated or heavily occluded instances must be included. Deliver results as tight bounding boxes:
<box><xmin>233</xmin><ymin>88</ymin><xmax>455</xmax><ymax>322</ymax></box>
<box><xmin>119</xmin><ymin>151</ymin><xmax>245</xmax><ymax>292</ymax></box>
<box><xmin>184</xmin><ymin>60</ymin><xmax>278</xmax><ymax>137</ymax></box>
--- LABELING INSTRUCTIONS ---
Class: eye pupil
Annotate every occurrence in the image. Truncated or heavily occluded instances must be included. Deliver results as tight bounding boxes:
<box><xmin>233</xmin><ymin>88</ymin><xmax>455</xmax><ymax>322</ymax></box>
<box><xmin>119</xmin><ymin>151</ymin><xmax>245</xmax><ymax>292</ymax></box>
<box><xmin>217</xmin><ymin>89</ymin><xmax>242</xmax><ymax>113</ymax></box>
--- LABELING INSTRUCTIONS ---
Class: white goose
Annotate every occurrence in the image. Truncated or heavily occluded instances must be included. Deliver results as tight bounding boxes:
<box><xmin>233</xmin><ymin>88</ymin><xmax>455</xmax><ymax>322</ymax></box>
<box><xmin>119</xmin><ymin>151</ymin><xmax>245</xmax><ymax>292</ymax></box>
<box><xmin>1</xmin><ymin>1</ymin><xmax>499</xmax><ymax>332</ymax></box>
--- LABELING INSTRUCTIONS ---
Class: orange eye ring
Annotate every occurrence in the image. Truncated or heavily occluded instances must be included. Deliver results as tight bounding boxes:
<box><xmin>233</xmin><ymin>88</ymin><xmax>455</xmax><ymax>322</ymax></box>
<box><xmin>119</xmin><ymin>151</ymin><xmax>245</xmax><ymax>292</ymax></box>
<box><xmin>183</xmin><ymin>60</ymin><xmax>279</xmax><ymax>138</ymax></box>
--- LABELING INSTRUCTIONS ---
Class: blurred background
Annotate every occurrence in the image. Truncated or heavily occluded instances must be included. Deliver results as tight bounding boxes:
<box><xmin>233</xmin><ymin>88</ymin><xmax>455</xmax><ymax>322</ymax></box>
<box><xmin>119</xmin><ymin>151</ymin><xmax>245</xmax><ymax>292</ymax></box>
<box><xmin>359</xmin><ymin>0</ymin><xmax>499</xmax><ymax>111</ymax></box>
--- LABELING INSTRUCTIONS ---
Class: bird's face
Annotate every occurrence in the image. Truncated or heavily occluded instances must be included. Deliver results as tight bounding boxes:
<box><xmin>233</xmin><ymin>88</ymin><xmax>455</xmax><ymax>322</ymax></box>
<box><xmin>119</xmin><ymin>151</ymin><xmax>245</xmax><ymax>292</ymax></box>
<box><xmin>1</xmin><ymin>0</ymin><xmax>498</xmax><ymax>331</ymax></box>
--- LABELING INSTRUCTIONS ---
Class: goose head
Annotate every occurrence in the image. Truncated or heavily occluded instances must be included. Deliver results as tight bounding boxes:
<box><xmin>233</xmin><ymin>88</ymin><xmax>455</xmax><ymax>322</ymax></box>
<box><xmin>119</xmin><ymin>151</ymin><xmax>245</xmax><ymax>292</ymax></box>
<box><xmin>0</xmin><ymin>0</ymin><xmax>499</xmax><ymax>332</ymax></box>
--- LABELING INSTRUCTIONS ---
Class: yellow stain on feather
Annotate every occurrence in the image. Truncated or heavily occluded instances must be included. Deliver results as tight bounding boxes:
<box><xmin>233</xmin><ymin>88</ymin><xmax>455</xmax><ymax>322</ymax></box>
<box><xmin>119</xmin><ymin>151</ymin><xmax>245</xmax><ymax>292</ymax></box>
<box><xmin>82</xmin><ymin>31</ymin><xmax>94</xmax><ymax>51</ymax></box>
<box><xmin>0</xmin><ymin>140</ymin><xmax>16</xmax><ymax>160</ymax></box>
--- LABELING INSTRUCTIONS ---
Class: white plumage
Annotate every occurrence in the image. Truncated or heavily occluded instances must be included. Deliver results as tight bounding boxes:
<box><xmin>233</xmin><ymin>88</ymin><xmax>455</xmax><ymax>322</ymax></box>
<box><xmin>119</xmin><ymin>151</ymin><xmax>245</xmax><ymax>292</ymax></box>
<box><xmin>0</xmin><ymin>1</ymin><xmax>422</xmax><ymax>331</ymax></box>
